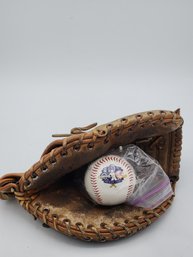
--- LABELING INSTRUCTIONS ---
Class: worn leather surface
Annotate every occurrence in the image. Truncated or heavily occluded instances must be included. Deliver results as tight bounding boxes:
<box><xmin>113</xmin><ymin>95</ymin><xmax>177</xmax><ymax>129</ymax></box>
<box><xmin>20</xmin><ymin>109</ymin><xmax>183</xmax><ymax>195</ymax></box>
<box><xmin>33</xmin><ymin>171</ymin><xmax>144</xmax><ymax>228</ymax></box>
<box><xmin>0</xmin><ymin>109</ymin><xmax>183</xmax><ymax>241</ymax></box>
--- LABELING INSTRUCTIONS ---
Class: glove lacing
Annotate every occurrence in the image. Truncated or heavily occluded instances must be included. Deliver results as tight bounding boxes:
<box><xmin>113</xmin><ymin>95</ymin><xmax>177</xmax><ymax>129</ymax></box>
<box><xmin>0</xmin><ymin>173</ymin><xmax>22</xmax><ymax>200</ymax></box>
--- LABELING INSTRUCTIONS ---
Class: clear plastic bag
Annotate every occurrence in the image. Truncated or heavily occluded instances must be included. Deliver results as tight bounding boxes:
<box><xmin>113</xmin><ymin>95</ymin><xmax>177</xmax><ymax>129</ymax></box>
<box><xmin>109</xmin><ymin>144</ymin><xmax>174</xmax><ymax>209</ymax></box>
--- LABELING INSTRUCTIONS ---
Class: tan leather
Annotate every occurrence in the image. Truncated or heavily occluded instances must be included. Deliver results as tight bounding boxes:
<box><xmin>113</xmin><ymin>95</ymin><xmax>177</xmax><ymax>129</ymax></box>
<box><xmin>0</xmin><ymin>109</ymin><xmax>183</xmax><ymax>242</ymax></box>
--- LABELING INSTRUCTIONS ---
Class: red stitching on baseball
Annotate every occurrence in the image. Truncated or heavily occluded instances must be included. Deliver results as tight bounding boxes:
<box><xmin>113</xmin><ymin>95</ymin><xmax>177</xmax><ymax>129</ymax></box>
<box><xmin>90</xmin><ymin>180</ymin><xmax>98</xmax><ymax>185</ymax></box>
<box><xmin>99</xmin><ymin>159</ymin><xmax>104</xmax><ymax>164</ymax></box>
<box><xmin>91</xmin><ymin>175</ymin><xmax>98</xmax><ymax>179</ymax></box>
<box><xmin>91</xmin><ymin>171</ymin><xmax>98</xmax><ymax>175</ymax></box>
<box><xmin>92</xmin><ymin>168</ymin><xmax>99</xmax><ymax>172</ymax></box>
<box><xmin>91</xmin><ymin>184</ymin><xmax>99</xmax><ymax>188</ymax></box>
<box><xmin>90</xmin><ymin>165</ymin><xmax>103</xmax><ymax>205</ymax></box>
<box><xmin>92</xmin><ymin>186</ymin><xmax>98</xmax><ymax>189</ymax></box>
<box><xmin>93</xmin><ymin>187</ymin><xmax>99</xmax><ymax>190</ymax></box>
<box><xmin>92</xmin><ymin>165</ymin><xmax>99</xmax><ymax>170</ymax></box>
<box><xmin>91</xmin><ymin>170</ymin><xmax>98</xmax><ymax>174</ymax></box>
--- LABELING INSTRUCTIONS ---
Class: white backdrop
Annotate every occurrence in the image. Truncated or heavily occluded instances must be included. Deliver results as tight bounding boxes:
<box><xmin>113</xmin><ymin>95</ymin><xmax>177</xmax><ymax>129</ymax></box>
<box><xmin>0</xmin><ymin>1</ymin><xmax>192</xmax><ymax>257</ymax></box>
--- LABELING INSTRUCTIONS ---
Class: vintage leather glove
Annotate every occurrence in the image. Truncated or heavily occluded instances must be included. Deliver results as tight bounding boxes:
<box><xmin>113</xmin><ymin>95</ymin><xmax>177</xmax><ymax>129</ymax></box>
<box><xmin>0</xmin><ymin>109</ymin><xmax>183</xmax><ymax>242</ymax></box>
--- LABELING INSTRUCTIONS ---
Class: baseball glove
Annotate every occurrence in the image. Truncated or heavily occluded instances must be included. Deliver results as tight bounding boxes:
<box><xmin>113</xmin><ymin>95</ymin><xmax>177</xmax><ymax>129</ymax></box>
<box><xmin>0</xmin><ymin>109</ymin><xmax>183</xmax><ymax>242</ymax></box>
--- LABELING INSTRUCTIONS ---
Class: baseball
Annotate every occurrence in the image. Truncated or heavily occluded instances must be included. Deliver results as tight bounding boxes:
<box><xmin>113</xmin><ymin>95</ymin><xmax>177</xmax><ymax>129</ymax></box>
<box><xmin>84</xmin><ymin>154</ymin><xmax>136</xmax><ymax>206</ymax></box>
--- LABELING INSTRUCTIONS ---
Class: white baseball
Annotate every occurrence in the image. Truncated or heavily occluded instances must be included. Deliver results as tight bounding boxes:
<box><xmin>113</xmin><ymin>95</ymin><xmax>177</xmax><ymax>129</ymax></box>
<box><xmin>84</xmin><ymin>154</ymin><xmax>136</xmax><ymax>206</ymax></box>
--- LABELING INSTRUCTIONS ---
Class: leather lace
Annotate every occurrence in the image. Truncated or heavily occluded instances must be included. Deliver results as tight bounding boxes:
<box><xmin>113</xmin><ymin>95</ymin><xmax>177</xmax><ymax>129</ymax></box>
<box><xmin>0</xmin><ymin>173</ymin><xmax>22</xmax><ymax>200</ymax></box>
<box><xmin>52</xmin><ymin>122</ymin><xmax>98</xmax><ymax>138</ymax></box>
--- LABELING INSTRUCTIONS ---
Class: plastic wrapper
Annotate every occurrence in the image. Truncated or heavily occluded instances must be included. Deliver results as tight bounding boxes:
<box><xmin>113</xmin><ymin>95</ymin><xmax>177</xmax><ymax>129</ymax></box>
<box><xmin>110</xmin><ymin>144</ymin><xmax>174</xmax><ymax>209</ymax></box>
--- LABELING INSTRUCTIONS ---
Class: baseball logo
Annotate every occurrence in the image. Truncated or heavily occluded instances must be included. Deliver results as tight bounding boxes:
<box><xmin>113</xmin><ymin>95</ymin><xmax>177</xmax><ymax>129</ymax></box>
<box><xmin>84</xmin><ymin>155</ymin><xmax>136</xmax><ymax>206</ymax></box>
<box><xmin>100</xmin><ymin>164</ymin><xmax>126</xmax><ymax>187</ymax></box>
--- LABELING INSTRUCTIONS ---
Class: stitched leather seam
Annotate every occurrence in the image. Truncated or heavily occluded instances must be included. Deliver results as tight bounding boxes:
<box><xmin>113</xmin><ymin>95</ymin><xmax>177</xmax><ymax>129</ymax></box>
<box><xmin>17</xmin><ymin>193</ymin><xmax>174</xmax><ymax>241</ymax></box>
<box><xmin>21</xmin><ymin>111</ymin><xmax>182</xmax><ymax>193</ymax></box>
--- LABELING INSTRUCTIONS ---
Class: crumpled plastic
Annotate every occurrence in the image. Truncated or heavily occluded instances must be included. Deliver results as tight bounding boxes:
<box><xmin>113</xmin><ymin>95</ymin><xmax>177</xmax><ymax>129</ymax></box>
<box><xmin>109</xmin><ymin>144</ymin><xmax>174</xmax><ymax>209</ymax></box>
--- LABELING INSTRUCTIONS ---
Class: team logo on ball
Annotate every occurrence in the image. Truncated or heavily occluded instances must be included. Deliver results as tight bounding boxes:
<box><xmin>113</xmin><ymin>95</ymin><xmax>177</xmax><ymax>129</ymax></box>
<box><xmin>100</xmin><ymin>164</ymin><xmax>127</xmax><ymax>188</ymax></box>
